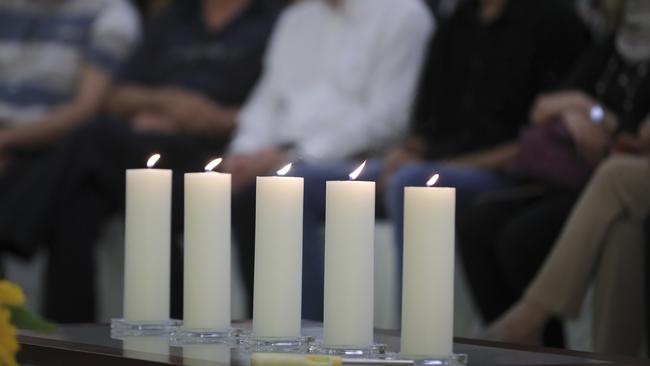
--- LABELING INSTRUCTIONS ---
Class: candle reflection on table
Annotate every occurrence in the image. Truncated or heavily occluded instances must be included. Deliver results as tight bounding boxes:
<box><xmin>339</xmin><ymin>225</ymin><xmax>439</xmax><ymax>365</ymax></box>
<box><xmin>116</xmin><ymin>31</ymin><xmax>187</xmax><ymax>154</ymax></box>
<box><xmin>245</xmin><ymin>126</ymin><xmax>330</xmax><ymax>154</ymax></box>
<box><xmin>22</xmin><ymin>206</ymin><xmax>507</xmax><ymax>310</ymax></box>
<box><xmin>182</xmin><ymin>344</ymin><xmax>230</xmax><ymax>365</ymax></box>
<box><xmin>122</xmin><ymin>336</ymin><xmax>170</xmax><ymax>363</ymax></box>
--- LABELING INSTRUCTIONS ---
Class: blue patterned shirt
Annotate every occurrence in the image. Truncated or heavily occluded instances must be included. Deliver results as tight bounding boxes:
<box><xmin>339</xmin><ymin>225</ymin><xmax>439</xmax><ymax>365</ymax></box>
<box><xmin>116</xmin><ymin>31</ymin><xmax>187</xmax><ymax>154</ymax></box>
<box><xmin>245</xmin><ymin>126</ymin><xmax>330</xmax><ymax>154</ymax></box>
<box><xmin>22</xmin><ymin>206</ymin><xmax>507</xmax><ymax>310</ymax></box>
<box><xmin>0</xmin><ymin>0</ymin><xmax>140</xmax><ymax>123</ymax></box>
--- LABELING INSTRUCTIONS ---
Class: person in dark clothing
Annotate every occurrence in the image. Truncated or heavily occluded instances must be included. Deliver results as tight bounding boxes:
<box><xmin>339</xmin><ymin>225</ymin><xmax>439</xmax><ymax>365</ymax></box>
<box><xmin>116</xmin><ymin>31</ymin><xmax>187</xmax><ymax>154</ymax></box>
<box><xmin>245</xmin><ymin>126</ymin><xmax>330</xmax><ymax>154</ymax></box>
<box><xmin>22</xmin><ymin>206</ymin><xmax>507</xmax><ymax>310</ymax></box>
<box><xmin>376</xmin><ymin>0</ymin><xmax>589</xmax><ymax>345</ymax></box>
<box><xmin>382</xmin><ymin>0</ymin><xmax>591</xmax><ymax>260</ymax></box>
<box><xmin>0</xmin><ymin>0</ymin><xmax>281</xmax><ymax>323</ymax></box>
<box><xmin>379</xmin><ymin>4</ymin><xmax>589</xmax><ymax>343</ymax></box>
<box><xmin>458</xmin><ymin>0</ymin><xmax>650</xmax><ymax>349</ymax></box>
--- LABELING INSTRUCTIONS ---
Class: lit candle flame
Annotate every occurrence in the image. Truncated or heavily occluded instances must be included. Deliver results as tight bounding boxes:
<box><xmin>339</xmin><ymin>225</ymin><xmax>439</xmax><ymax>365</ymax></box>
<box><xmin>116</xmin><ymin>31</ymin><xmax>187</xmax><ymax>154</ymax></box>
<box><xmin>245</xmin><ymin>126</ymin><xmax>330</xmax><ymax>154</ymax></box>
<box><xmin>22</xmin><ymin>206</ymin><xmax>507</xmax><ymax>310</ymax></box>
<box><xmin>277</xmin><ymin>163</ymin><xmax>292</xmax><ymax>176</ymax></box>
<box><xmin>147</xmin><ymin>154</ymin><xmax>161</xmax><ymax>168</ymax></box>
<box><xmin>204</xmin><ymin>158</ymin><xmax>223</xmax><ymax>172</ymax></box>
<box><xmin>426</xmin><ymin>174</ymin><xmax>440</xmax><ymax>187</ymax></box>
<box><xmin>349</xmin><ymin>160</ymin><xmax>367</xmax><ymax>180</ymax></box>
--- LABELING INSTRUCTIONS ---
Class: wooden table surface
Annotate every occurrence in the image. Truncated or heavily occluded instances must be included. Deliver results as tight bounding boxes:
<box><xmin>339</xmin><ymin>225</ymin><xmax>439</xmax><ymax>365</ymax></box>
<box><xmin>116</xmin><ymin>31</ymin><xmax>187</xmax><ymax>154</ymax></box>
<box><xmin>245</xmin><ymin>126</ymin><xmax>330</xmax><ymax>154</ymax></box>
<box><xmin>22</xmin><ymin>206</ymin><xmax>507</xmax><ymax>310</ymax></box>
<box><xmin>17</xmin><ymin>323</ymin><xmax>650</xmax><ymax>366</ymax></box>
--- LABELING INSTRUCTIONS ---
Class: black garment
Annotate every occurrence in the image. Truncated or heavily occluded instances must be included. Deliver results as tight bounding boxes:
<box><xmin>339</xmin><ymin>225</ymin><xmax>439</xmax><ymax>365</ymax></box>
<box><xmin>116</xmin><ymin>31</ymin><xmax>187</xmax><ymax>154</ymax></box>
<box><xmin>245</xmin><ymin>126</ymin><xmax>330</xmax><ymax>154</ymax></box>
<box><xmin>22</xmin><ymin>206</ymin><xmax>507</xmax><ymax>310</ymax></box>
<box><xmin>459</xmin><ymin>190</ymin><xmax>579</xmax><ymax>320</ymax></box>
<box><xmin>458</xmin><ymin>189</ymin><xmax>579</xmax><ymax>346</ymax></box>
<box><xmin>411</xmin><ymin>0</ymin><xmax>590</xmax><ymax>159</ymax></box>
<box><xmin>564</xmin><ymin>38</ymin><xmax>650</xmax><ymax>134</ymax></box>
<box><xmin>0</xmin><ymin>2</ymin><xmax>280</xmax><ymax>322</ymax></box>
<box><xmin>121</xmin><ymin>0</ymin><xmax>280</xmax><ymax>106</ymax></box>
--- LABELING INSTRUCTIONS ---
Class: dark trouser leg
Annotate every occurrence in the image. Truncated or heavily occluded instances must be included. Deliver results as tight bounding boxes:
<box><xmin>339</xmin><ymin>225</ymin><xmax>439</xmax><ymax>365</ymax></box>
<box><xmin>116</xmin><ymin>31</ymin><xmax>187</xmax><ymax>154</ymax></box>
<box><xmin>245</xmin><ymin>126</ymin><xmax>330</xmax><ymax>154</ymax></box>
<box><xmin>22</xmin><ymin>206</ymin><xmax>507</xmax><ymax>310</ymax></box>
<box><xmin>232</xmin><ymin>184</ymin><xmax>257</xmax><ymax>318</ymax></box>
<box><xmin>0</xmin><ymin>134</ymin><xmax>112</xmax><ymax>322</ymax></box>
<box><xmin>43</xmin><ymin>187</ymin><xmax>113</xmax><ymax>322</ymax></box>
<box><xmin>41</xmin><ymin>119</ymin><xmax>224</xmax><ymax>322</ymax></box>
<box><xmin>0</xmin><ymin>150</ymin><xmax>73</xmax><ymax>259</ymax></box>
<box><xmin>495</xmin><ymin>192</ymin><xmax>579</xmax><ymax>347</ymax></box>
<box><xmin>40</xmin><ymin>120</ymin><xmax>143</xmax><ymax>322</ymax></box>
<box><xmin>457</xmin><ymin>199</ymin><xmax>525</xmax><ymax>323</ymax></box>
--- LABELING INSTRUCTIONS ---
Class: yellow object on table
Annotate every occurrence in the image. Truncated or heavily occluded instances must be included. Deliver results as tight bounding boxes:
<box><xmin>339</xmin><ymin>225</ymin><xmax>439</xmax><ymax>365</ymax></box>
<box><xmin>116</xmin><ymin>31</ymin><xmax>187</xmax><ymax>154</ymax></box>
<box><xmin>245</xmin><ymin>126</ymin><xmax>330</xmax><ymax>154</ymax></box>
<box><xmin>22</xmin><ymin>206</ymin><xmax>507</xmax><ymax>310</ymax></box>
<box><xmin>251</xmin><ymin>353</ymin><xmax>342</xmax><ymax>366</ymax></box>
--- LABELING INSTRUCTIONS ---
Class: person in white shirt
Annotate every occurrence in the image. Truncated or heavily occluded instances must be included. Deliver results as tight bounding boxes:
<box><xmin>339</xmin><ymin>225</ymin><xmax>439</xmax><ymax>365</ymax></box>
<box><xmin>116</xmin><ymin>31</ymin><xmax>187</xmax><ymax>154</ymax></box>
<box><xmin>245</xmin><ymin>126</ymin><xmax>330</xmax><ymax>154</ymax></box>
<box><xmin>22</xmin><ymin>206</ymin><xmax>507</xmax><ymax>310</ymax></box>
<box><xmin>225</xmin><ymin>0</ymin><xmax>433</xmax><ymax>320</ymax></box>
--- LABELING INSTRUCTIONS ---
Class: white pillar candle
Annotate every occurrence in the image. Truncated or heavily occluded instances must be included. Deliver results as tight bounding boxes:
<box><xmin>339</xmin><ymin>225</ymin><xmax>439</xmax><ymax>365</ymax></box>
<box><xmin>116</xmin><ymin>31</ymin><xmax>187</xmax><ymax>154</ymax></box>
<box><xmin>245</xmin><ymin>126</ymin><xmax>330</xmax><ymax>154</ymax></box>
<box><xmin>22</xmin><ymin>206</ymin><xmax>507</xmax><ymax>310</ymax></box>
<box><xmin>401</xmin><ymin>180</ymin><xmax>455</xmax><ymax>359</ymax></box>
<box><xmin>123</xmin><ymin>155</ymin><xmax>172</xmax><ymax>322</ymax></box>
<box><xmin>323</xmin><ymin>162</ymin><xmax>375</xmax><ymax>348</ymax></box>
<box><xmin>252</xmin><ymin>165</ymin><xmax>304</xmax><ymax>339</ymax></box>
<box><xmin>183</xmin><ymin>159</ymin><xmax>231</xmax><ymax>330</ymax></box>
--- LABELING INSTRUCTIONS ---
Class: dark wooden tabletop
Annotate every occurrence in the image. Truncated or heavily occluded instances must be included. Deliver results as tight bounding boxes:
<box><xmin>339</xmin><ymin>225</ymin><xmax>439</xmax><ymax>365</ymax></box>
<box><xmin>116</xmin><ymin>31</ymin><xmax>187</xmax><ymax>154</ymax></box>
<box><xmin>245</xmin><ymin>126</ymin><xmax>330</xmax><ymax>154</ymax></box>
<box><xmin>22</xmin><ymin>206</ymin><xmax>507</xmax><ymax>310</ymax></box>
<box><xmin>16</xmin><ymin>323</ymin><xmax>650</xmax><ymax>366</ymax></box>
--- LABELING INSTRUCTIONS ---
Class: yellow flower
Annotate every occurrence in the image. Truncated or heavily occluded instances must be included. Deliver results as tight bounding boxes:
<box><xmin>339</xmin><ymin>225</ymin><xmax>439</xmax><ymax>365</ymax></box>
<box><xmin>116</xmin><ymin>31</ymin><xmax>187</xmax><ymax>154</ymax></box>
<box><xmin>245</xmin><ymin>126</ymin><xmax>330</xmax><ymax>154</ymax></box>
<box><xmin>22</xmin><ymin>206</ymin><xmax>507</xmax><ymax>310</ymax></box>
<box><xmin>0</xmin><ymin>282</ymin><xmax>24</xmax><ymax>308</ymax></box>
<box><xmin>0</xmin><ymin>308</ymin><xmax>18</xmax><ymax>366</ymax></box>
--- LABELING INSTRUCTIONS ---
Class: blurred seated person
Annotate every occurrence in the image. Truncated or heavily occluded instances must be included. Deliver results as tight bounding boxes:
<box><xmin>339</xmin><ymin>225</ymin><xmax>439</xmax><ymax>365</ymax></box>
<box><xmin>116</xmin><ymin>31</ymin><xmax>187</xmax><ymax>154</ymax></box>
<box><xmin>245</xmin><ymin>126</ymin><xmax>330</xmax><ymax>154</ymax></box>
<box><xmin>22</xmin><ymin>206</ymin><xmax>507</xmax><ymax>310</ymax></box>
<box><xmin>458</xmin><ymin>0</ymin><xmax>650</xmax><ymax>350</ymax></box>
<box><xmin>0</xmin><ymin>0</ymin><xmax>139</xmax><ymax>314</ymax></box>
<box><xmin>489</xmin><ymin>152</ymin><xmax>650</xmax><ymax>356</ymax></box>
<box><xmin>382</xmin><ymin>0</ymin><xmax>590</xmax><ymax>265</ymax></box>
<box><xmin>0</xmin><ymin>0</ymin><xmax>280</xmax><ymax>322</ymax></box>
<box><xmin>224</xmin><ymin>0</ymin><xmax>434</xmax><ymax>320</ymax></box>
<box><xmin>0</xmin><ymin>0</ymin><xmax>139</xmax><ymax>171</ymax></box>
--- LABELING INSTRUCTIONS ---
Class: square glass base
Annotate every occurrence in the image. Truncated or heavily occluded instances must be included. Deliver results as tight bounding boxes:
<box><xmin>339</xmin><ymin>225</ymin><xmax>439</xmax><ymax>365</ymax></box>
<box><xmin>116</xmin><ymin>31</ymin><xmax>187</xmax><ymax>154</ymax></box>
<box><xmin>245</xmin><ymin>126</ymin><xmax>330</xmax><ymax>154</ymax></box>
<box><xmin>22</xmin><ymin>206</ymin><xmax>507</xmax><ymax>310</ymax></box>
<box><xmin>111</xmin><ymin>318</ymin><xmax>182</xmax><ymax>337</ymax></box>
<box><xmin>309</xmin><ymin>342</ymin><xmax>386</xmax><ymax>357</ymax></box>
<box><xmin>170</xmin><ymin>328</ymin><xmax>242</xmax><ymax>345</ymax></box>
<box><xmin>240</xmin><ymin>332</ymin><xmax>314</xmax><ymax>352</ymax></box>
<box><xmin>399</xmin><ymin>353</ymin><xmax>468</xmax><ymax>366</ymax></box>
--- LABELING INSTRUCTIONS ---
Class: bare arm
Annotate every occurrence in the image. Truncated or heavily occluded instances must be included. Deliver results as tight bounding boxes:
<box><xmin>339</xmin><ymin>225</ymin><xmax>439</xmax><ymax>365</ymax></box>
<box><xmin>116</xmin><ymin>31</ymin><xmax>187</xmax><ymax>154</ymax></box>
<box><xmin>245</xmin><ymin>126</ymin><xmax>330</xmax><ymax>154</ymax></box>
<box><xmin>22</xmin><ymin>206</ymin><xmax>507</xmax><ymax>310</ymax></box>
<box><xmin>106</xmin><ymin>85</ymin><xmax>237</xmax><ymax>137</ymax></box>
<box><xmin>1</xmin><ymin>65</ymin><xmax>111</xmax><ymax>149</ymax></box>
<box><xmin>530</xmin><ymin>91</ymin><xmax>594</xmax><ymax>124</ymax></box>
<box><xmin>104</xmin><ymin>84</ymin><xmax>166</xmax><ymax>119</ymax></box>
<box><xmin>531</xmin><ymin>90</ymin><xmax>618</xmax><ymax>132</ymax></box>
